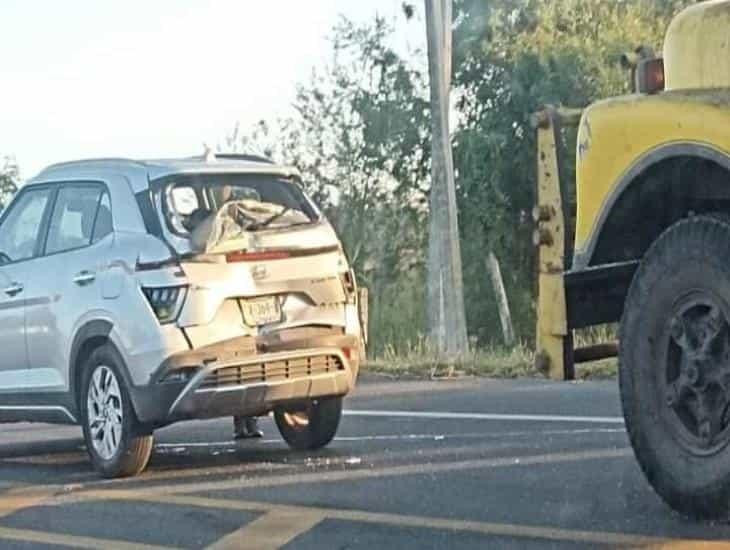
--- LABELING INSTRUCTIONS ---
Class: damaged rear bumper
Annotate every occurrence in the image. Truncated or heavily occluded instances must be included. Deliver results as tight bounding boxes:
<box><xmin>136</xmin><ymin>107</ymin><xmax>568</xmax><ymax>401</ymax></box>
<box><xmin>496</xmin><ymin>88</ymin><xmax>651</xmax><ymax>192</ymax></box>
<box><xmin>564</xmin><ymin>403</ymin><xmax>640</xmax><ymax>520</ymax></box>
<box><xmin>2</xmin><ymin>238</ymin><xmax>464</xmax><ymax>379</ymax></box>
<box><xmin>129</xmin><ymin>333</ymin><xmax>358</xmax><ymax>426</ymax></box>
<box><xmin>169</xmin><ymin>347</ymin><xmax>353</xmax><ymax>420</ymax></box>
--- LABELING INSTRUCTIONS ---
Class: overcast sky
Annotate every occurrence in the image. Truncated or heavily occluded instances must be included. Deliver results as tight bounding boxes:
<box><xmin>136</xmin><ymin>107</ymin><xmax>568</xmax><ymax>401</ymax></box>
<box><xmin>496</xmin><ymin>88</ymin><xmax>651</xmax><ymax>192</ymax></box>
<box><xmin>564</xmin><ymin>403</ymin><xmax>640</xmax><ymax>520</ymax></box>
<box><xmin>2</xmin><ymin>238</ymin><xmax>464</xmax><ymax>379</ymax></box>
<box><xmin>0</xmin><ymin>1</ymin><xmax>425</xmax><ymax>179</ymax></box>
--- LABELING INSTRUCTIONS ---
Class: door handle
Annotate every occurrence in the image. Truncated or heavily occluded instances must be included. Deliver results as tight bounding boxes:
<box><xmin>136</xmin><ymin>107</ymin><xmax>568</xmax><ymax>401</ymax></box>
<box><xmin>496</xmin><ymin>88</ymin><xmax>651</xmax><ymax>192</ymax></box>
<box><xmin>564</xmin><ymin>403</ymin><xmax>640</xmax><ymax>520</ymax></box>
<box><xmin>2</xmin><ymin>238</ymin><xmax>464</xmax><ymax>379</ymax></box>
<box><xmin>73</xmin><ymin>271</ymin><xmax>96</xmax><ymax>286</ymax></box>
<box><xmin>3</xmin><ymin>282</ymin><xmax>23</xmax><ymax>297</ymax></box>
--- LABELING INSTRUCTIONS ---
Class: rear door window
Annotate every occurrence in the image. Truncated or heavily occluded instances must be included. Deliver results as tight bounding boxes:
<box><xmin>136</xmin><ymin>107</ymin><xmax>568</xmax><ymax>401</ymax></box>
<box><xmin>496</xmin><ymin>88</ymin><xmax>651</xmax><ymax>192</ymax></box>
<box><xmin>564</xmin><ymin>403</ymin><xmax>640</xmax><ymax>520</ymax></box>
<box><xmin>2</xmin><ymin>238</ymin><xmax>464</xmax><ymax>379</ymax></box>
<box><xmin>45</xmin><ymin>185</ymin><xmax>104</xmax><ymax>255</ymax></box>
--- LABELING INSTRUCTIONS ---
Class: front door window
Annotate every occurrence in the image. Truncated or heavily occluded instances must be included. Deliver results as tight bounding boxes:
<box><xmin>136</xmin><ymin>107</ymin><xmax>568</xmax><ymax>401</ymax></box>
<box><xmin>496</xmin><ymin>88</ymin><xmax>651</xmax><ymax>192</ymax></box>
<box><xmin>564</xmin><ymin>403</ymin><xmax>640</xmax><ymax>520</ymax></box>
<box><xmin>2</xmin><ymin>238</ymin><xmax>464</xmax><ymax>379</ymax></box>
<box><xmin>0</xmin><ymin>188</ymin><xmax>52</xmax><ymax>264</ymax></box>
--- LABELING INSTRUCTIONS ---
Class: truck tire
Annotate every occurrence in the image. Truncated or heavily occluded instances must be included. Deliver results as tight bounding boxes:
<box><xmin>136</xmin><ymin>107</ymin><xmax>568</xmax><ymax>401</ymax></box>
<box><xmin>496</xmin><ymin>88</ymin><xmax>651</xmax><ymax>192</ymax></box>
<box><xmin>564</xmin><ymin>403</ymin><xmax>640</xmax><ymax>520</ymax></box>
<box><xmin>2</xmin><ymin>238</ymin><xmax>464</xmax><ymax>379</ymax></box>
<box><xmin>620</xmin><ymin>215</ymin><xmax>730</xmax><ymax>519</ymax></box>
<box><xmin>80</xmin><ymin>344</ymin><xmax>153</xmax><ymax>478</ymax></box>
<box><xmin>274</xmin><ymin>397</ymin><xmax>342</xmax><ymax>451</ymax></box>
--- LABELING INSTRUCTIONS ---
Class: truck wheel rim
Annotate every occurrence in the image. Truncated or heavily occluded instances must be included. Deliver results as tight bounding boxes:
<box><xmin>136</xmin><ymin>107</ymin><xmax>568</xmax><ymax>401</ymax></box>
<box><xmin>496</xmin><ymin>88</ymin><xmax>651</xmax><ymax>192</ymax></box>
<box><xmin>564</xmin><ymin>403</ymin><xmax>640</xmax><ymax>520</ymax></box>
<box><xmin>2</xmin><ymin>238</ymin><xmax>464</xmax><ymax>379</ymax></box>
<box><xmin>87</xmin><ymin>365</ymin><xmax>124</xmax><ymax>460</ymax></box>
<box><xmin>661</xmin><ymin>291</ymin><xmax>730</xmax><ymax>455</ymax></box>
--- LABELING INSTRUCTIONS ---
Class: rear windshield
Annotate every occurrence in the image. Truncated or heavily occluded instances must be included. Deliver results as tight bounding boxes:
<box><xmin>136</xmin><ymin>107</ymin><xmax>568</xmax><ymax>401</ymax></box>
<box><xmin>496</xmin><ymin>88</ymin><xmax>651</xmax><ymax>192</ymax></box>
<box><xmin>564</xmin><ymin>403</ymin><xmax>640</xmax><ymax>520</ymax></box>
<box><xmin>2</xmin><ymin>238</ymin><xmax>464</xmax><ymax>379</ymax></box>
<box><xmin>160</xmin><ymin>173</ymin><xmax>319</xmax><ymax>239</ymax></box>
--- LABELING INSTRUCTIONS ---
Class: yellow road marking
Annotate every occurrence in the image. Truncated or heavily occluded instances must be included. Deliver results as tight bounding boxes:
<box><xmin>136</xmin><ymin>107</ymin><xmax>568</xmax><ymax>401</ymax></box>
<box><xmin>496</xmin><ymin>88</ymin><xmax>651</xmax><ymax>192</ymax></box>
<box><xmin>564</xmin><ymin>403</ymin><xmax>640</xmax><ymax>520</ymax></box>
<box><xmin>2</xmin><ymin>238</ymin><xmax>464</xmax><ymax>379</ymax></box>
<box><xmin>644</xmin><ymin>543</ymin><xmax>730</xmax><ymax>550</ymax></box>
<box><xmin>91</xmin><ymin>447</ymin><xmax>633</xmax><ymax>497</ymax></box>
<box><xmin>109</xmin><ymin>459</ymin><xmax>290</xmax><ymax>484</ymax></box>
<box><xmin>0</xmin><ymin>485</ymin><xmax>175</xmax><ymax>550</ymax></box>
<box><xmin>89</xmin><ymin>492</ymin><xmax>729</xmax><ymax>548</ymax></box>
<box><xmin>6</xmin><ymin>447</ymin><xmax>724</xmax><ymax>548</ymax></box>
<box><xmin>206</xmin><ymin>508</ymin><xmax>323</xmax><ymax>550</ymax></box>
<box><xmin>0</xmin><ymin>525</ymin><xmax>174</xmax><ymax>550</ymax></box>
<box><xmin>0</xmin><ymin>486</ymin><xmax>56</xmax><ymax>518</ymax></box>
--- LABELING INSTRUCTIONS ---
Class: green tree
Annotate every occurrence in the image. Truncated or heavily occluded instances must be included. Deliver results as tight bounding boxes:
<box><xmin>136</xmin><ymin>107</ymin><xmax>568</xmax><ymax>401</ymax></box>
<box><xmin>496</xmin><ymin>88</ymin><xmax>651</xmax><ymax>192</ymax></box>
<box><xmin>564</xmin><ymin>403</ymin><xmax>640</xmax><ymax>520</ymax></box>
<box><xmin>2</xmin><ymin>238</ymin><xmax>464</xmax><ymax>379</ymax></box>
<box><xmin>0</xmin><ymin>157</ymin><xmax>19</xmax><ymax>211</ymax></box>
<box><xmin>450</xmin><ymin>0</ymin><xmax>697</xmax><ymax>344</ymax></box>
<box><xmin>231</xmin><ymin>17</ymin><xmax>431</xmax><ymax>355</ymax></box>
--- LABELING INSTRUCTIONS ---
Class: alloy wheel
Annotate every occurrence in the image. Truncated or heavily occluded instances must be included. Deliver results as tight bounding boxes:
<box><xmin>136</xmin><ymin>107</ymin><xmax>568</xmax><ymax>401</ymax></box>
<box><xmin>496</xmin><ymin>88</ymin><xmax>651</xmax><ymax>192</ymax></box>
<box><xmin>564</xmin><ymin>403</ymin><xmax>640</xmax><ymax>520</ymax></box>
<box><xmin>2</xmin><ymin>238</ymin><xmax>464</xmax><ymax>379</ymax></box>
<box><xmin>87</xmin><ymin>365</ymin><xmax>124</xmax><ymax>460</ymax></box>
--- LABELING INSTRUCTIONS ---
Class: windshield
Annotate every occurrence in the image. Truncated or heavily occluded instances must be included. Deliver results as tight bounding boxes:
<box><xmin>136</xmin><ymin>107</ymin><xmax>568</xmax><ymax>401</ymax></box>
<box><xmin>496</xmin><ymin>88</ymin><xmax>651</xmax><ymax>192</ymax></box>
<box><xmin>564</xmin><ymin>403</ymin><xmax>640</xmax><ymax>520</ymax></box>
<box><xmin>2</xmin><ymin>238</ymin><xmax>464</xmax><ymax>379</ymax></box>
<box><xmin>160</xmin><ymin>173</ymin><xmax>320</xmax><ymax>252</ymax></box>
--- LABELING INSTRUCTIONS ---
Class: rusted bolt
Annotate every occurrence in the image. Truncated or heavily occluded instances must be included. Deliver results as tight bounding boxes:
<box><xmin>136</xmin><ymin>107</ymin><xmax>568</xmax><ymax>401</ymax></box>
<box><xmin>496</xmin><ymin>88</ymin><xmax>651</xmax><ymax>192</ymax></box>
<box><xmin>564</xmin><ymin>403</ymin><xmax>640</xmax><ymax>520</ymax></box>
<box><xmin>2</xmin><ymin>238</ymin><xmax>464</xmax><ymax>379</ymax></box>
<box><xmin>533</xmin><ymin>228</ymin><xmax>553</xmax><ymax>247</ymax></box>
<box><xmin>532</xmin><ymin>205</ymin><xmax>553</xmax><ymax>223</ymax></box>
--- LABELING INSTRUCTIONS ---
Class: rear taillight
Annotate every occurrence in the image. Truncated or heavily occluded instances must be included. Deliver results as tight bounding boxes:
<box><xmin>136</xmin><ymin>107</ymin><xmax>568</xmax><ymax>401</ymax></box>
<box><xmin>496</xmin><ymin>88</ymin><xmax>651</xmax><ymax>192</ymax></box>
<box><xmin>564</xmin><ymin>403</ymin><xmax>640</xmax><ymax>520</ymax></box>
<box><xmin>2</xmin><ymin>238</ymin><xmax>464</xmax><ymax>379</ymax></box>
<box><xmin>142</xmin><ymin>285</ymin><xmax>187</xmax><ymax>323</ymax></box>
<box><xmin>225</xmin><ymin>245</ymin><xmax>340</xmax><ymax>263</ymax></box>
<box><xmin>226</xmin><ymin>250</ymin><xmax>291</xmax><ymax>262</ymax></box>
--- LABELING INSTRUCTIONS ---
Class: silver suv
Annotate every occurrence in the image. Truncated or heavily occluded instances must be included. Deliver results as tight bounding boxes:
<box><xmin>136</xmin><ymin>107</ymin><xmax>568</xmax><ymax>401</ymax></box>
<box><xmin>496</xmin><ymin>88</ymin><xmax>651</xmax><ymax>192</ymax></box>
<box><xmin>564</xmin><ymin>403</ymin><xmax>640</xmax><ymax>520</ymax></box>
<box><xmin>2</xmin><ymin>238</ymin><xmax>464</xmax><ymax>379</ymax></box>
<box><xmin>0</xmin><ymin>154</ymin><xmax>363</xmax><ymax>477</ymax></box>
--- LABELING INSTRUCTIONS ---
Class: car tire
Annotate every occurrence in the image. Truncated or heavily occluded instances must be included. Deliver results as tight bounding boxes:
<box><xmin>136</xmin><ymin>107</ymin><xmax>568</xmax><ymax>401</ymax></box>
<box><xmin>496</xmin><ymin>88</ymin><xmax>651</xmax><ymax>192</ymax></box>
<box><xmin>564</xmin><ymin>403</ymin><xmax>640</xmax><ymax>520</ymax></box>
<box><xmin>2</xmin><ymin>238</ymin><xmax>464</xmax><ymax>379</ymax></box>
<box><xmin>274</xmin><ymin>397</ymin><xmax>343</xmax><ymax>451</ymax></box>
<box><xmin>80</xmin><ymin>344</ymin><xmax>153</xmax><ymax>478</ymax></box>
<box><xmin>620</xmin><ymin>215</ymin><xmax>730</xmax><ymax>519</ymax></box>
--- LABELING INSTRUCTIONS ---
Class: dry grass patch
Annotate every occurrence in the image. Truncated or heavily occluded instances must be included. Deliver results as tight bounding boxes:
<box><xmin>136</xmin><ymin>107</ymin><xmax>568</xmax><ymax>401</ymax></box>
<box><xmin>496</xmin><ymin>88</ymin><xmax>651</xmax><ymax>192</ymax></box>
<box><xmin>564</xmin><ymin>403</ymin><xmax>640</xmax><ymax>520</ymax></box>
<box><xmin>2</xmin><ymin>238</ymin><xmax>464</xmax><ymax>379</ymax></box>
<box><xmin>363</xmin><ymin>343</ymin><xmax>537</xmax><ymax>379</ymax></box>
<box><xmin>363</xmin><ymin>337</ymin><xmax>618</xmax><ymax>380</ymax></box>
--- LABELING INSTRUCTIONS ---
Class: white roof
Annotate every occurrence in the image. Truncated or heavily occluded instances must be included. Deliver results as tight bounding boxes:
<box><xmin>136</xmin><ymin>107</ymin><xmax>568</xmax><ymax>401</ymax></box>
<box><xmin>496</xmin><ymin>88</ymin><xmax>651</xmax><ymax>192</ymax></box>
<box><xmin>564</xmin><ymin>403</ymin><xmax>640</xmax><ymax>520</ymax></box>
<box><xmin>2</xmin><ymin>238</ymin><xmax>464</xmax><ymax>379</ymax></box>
<box><xmin>30</xmin><ymin>155</ymin><xmax>301</xmax><ymax>192</ymax></box>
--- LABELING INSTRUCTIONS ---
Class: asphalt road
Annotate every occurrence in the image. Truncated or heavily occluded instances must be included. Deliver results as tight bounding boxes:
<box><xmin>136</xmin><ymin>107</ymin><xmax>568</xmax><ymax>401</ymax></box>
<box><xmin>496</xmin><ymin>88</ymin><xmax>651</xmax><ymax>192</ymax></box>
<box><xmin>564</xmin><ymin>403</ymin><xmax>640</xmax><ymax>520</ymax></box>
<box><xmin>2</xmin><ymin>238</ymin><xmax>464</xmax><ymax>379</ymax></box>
<box><xmin>0</xmin><ymin>377</ymin><xmax>729</xmax><ymax>549</ymax></box>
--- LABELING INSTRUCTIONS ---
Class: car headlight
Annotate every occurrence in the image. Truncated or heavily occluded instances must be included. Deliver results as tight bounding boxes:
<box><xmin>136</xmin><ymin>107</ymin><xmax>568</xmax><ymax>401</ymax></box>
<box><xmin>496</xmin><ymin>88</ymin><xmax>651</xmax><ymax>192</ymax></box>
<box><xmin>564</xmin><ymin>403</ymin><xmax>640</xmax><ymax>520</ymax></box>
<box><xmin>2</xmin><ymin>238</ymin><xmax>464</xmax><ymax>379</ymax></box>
<box><xmin>142</xmin><ymin>285</ymin><xmax>187</xmax><ymax>323</ymax></box>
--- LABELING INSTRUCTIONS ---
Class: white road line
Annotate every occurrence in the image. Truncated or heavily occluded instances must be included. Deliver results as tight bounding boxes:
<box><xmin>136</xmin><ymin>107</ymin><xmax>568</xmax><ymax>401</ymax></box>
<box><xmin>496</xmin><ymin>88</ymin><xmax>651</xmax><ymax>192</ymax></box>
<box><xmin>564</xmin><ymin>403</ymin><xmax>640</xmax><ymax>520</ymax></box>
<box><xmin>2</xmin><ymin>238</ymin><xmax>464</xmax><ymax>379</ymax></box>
<box><xmin>153</xmin><ymin>427</ymin><xmax>626</xmax><ymax>451</ymax></box>
<box><xmin>154</xmin><ymin>434</ymin><xmax>452</xmax><ymax>450</ymax></box>
<box><xmin>344</xmin><ymin>409</ymin><xmax>625</xmax><ymax>424</ymax></box>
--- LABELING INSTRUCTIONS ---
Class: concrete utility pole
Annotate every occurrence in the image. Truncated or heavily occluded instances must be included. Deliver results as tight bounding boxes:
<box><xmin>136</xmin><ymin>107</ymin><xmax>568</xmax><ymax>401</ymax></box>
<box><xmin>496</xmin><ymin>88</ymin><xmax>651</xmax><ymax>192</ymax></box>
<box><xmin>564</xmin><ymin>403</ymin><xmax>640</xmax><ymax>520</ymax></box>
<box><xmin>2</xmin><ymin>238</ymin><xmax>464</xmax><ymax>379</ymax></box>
<box><xmin>425</xmin><ymin>0</ymin><xmax>469</xmax><ymax>356</ymax></box>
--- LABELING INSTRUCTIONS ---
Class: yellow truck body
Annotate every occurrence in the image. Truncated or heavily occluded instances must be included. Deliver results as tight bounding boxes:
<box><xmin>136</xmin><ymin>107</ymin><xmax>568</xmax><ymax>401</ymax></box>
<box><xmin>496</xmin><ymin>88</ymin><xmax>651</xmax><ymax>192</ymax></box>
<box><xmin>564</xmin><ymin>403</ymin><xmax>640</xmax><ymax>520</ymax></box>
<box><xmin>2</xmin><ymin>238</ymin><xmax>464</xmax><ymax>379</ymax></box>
<box><xmin>535</xmin><ymin>0</ymin><xmax>730</xmax><ymax>521</ymax></box>
<box><xmin>536</xmin><ymin>0</ymin><xmax>730</xmax><ymax>378</ymax></box>
<box><xmin>574</xmin><ymin>0</ymin><xmax>730</xmax><ymax>270</ymax></box>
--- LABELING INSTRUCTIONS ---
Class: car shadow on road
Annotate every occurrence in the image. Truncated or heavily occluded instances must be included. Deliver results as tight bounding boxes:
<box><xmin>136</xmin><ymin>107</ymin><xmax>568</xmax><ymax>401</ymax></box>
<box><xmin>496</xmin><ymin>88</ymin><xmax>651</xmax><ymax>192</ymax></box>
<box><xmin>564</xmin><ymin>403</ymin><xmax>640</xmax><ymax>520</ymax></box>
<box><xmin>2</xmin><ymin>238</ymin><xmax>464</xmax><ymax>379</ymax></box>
<box><xmin>0</xmin><ymin>435</ymin><xmax>346</xmax><ymax>486</ymax></box>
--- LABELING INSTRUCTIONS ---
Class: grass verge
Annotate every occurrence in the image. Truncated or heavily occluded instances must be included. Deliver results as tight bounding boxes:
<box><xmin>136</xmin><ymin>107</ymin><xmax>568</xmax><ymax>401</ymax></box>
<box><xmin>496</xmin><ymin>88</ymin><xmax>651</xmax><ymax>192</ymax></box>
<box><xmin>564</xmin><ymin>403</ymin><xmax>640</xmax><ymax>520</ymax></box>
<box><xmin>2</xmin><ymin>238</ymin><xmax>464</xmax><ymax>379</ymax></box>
<box><xmin>362</xmin><ymin>344</ymin><xmax>618</xmax><ymax>381</ymax></box>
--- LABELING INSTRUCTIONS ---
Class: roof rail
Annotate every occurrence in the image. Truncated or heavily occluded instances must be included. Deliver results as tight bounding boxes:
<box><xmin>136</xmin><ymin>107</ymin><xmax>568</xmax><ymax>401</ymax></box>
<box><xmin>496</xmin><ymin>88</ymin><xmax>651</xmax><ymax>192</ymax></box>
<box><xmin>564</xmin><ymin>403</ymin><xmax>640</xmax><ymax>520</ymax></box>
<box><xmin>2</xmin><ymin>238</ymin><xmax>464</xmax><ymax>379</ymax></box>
<box><xmin>41</xmin><ymin>157</ymin><xmax>145</xmax><ymax>171</ymax></box>
<box><xmin>214</xmin><ymin>153</ymin><xmax>274</xmax><ymax>164</ymax></box>
<box><xmin>35</xmin><ymin>158</ymin><xmax>149</xmax><ymax>180</ymax></box>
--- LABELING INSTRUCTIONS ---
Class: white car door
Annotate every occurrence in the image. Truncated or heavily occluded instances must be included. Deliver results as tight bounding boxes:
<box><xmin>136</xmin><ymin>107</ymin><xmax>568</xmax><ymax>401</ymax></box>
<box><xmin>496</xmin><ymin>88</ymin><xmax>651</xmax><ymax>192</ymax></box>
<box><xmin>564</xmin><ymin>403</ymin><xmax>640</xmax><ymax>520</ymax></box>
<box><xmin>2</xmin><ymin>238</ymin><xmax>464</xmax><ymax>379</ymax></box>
<box><xmin>25</xmin><ymin>183</ymin><xmax>114</xmax><ymax>392</ymax></box>
<box><xmin>0</xmin><ymin>186</ymin><xmax>54</xmax><ymax>390</ymax></box>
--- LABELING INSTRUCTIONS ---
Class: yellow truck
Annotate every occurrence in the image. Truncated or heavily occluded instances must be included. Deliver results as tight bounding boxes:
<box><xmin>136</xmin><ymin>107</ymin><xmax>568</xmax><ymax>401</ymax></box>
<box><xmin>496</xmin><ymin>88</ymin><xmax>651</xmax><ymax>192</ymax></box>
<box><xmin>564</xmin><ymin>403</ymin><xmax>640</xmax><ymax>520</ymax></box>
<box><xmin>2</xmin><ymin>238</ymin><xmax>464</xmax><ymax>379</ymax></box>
<box><xmin>535</xmin><ymin>0</ymin><xmax>730</xmax><ymax>519</ymax></box>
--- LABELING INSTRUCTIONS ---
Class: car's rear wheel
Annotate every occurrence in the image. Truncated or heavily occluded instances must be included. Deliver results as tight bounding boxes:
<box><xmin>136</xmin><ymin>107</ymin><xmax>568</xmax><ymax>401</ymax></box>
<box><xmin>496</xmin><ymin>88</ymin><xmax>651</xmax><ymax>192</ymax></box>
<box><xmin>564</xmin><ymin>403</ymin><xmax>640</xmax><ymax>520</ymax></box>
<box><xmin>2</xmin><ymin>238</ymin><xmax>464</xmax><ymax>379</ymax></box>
<box><xmin>274</xmin><ymin>397</ymin><xmax>342</xmax><ymax>451</ymax></box>
<box><xmin>80</xmin><ymin>344</ymin><xmax>153</xmax><ymax>478</ymax></box>
<box><xmin>620</xmin><ymin>215</ymin><xmax>730</xmax><ymax>519</ymax></box>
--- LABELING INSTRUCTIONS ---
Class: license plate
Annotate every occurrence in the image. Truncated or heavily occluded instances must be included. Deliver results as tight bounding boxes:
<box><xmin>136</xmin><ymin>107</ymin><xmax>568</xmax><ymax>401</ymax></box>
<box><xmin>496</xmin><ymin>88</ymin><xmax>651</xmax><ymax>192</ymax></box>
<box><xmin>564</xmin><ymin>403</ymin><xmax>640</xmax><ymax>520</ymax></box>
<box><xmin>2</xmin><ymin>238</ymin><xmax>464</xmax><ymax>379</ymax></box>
<box><xmin>241</xmin><ymin>296</ymin><xmax>281</xmax><ymax>326</ymax></box>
